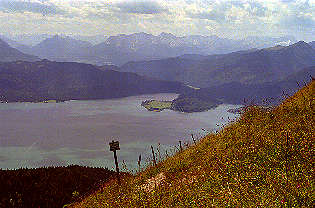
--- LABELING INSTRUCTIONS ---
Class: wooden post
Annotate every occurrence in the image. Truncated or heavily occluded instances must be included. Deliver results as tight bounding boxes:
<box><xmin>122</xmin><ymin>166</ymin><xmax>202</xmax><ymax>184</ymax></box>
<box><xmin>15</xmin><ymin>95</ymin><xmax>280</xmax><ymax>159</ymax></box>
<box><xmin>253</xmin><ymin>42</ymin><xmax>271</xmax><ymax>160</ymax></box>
<box><xmin>179</xmin><ymin>140</ymin><xmax>182</xmax><ymax>151</ymax></box>
<box><xmin>138</xmin><ymin>154</ymin><xmax>141</xmax><ymax>172</ymax></box>
<box><xmin>157</xmin><ymin>143</ymin><xmax>161</xmax><ymax>162</ymax></box>
<box><xmin>109</xmin><ymin>140</ymin><xmax>120</xmax><ymax>185</ymax></box>
<box><xmin>151</xmin><ymin>145</ymin><xmax>157</xmax><ymax>166</ymax></box>
<box><xmin>113</xmin><ymin>150</ymin><xmax>120</xmax><ymax>185</ymax></box>
<box><xmin>191</xmin><ymin>134</ymin><xmax>196</xmax><ymax>145</ymax></box>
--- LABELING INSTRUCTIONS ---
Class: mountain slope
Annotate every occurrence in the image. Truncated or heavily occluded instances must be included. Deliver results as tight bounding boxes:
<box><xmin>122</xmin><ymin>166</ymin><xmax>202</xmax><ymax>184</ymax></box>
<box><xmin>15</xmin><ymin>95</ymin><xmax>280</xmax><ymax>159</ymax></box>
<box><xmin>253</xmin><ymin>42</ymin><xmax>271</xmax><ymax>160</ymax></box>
<box><xmin>72</xmin><ymin>79</ymin><xmax>314</xmax><ymax>207</ymax></box>
<box><xmin>121</xmin><ymin>57</ymin><xmax>202</xmax><ymax>83</ymax></box>
<box><xmin>21</xmin><ymin>35</ymin><xmax>94</xmax><ymax>63</ymax></box>
<box><xmin>0</xmin><ymin>60</ymin><xmax>186</xmax><ymax>102</ymax></box>
<box><xmin>171</xmin><ymin>66</ymin><xmax>315</xmax><ymax>112</ymax></box>
<box><xmin>0</xmin><ymin>35</ymin><xmax>30</xmax><ymax>50</ymax></box>
<box><xmin>120</xmin><ymin>41</ymin><xmax>315</xmax><ymax>88</ymax></box>
<box><xmin>0</xmin><ymin>38</ymin><xmax>39</xmax><ymax>62</ymax></box>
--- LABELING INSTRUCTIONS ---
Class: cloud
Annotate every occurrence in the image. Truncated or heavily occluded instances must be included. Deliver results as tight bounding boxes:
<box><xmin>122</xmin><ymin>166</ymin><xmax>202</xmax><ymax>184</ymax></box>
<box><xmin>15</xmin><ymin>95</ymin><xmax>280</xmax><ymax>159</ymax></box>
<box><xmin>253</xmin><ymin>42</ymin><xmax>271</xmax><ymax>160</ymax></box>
<box><xmin>281</xmin><ymin>15</ymin><xmax>315</xmax><ymax>28</ymax></box>
<box><xmin>280</xmin><ymin>0</ymin><xmax>296</xmax><ymax>3</ymax></box>
<box><xmin>186</xmin><ymin>1</ymin><xmax>268</xmax><ymax>23</ymax></box>
<box><xmin>189</xmin><ymin>10</ymin><xmax>225</xmax><ymax>22</ymax></box>
<box><xmin>242</xmin><ymin>2</ymin><xmax>268</xmax><ymax>17</ymax></box>
<box><xmin>0</xmin><ymin>0</ymin><xmax>65</xmax><ymax>16</ymax></box>
<box><xmin>275</xmin><ymin>0</ymin><xmax>315</xmax><ymax>30</ymax></box>
<box><xmin>0</xmin><ymin>0</ymin><xmax>314</xmax><ymax>41</ymax></box>
<box><xmin>115</xmin><ymin>1</ymin><xmax>168</xmax><ymax>14</ymax></box>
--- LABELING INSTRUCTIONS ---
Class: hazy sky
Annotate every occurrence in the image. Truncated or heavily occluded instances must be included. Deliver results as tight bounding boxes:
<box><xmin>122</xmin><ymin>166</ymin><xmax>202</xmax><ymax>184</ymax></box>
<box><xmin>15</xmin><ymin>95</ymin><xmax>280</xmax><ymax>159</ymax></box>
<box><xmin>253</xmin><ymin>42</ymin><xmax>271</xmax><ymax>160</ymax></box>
<box><xmin>0</xmin><ymin>0</ymin><xmax>314</xmax><ymax>41</ymax></box>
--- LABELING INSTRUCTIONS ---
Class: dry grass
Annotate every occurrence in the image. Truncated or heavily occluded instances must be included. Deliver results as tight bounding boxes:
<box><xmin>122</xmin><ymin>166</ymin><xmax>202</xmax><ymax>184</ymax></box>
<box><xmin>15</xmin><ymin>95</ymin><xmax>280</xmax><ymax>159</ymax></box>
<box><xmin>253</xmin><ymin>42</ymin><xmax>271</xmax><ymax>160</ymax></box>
<box><xmin>71</xmin><ymin>80</ymin><xmax>314</xmax><ymax>208</ymax></box>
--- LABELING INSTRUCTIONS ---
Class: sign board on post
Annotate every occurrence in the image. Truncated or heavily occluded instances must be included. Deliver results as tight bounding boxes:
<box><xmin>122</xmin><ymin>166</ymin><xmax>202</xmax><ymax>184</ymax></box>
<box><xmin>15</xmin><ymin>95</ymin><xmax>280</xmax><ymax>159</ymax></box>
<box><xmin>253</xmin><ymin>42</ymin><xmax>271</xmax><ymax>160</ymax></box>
<box><xmin>110</xmin><ymin>141</ymin><xmax>120</xmax><ymax>151</ymax></box>
<box><xmin>109</xmin><ymin>140</ymin><xmax>120</xmax><ymax>185</ymax></box>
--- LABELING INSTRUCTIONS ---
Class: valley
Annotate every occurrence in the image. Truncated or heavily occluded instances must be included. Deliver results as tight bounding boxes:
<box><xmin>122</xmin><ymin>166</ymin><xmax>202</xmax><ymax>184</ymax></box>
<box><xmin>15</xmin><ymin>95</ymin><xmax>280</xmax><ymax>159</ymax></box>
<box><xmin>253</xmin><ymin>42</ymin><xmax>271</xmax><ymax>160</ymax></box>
<box><xmin>0</xmin><ymin>2</ymin><xmax>314</xmax><ymax>205</ymax></box>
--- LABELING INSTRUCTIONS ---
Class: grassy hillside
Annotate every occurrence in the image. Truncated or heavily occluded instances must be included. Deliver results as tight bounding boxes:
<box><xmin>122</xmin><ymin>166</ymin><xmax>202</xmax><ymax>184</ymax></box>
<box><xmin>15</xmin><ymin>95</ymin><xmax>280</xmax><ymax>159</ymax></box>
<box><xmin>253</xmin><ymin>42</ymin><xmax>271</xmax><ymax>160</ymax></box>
<box><xmin>72</xmin><ymin>80</ymin><xmax>314</xmax><ymax>207</ymax></box>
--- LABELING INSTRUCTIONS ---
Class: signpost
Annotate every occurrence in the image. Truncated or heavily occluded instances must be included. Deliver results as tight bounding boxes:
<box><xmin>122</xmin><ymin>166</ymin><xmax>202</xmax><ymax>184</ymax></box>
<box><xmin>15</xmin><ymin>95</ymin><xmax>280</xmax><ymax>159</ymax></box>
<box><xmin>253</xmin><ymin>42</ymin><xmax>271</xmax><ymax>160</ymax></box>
<box><xmin>109</xmin><ymin>140</ymin><xmax>120</xmax><ymax>185</ymax></box>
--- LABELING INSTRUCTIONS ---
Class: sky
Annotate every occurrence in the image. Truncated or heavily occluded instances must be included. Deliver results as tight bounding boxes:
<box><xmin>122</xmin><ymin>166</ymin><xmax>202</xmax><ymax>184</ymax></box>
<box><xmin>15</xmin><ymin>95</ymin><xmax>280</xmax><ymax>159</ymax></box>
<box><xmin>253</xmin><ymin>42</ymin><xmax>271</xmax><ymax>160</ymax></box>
<box><xmin>0</xmin><ymin>0</ymin><xmax>314</xmax><ymax>41</ymax></box>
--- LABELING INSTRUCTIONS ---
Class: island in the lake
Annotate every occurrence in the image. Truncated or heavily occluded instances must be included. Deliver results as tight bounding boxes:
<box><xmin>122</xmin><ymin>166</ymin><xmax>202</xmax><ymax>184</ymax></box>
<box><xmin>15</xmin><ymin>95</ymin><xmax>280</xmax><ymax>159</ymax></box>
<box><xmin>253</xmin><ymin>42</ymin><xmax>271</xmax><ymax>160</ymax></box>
<box><xmin>141</xmin><ymin>100</ymin><xmax>173</xmax><ymax>112</ymax></box>
<box><xmin>34</xmin><ymin>99</ymin><xmax>65</xmax><ymax>103</ymax></box>
<box><xmin>141</xmin><ymin>97</ymin><xmax>222</xmax><ymax>113</ymax></box>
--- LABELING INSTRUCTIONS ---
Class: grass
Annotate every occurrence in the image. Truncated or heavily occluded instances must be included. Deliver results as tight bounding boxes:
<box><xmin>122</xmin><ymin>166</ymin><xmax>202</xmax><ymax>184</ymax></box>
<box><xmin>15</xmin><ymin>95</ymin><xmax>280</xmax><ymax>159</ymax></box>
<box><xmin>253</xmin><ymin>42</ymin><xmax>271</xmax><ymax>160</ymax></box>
<box><xmin>71</xmin><ymin>80</ymin><xmax>314</xmax><ymax>207</ymax></box>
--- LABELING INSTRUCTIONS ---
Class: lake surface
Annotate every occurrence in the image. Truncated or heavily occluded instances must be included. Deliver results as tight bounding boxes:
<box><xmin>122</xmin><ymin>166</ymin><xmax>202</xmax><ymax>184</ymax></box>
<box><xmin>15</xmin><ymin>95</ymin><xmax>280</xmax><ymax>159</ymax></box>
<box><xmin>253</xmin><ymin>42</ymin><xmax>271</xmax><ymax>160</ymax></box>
<box><xmin>0</xmin><ymin>94</ymin><xmax>241</xmax><ymax>172</ymax></box>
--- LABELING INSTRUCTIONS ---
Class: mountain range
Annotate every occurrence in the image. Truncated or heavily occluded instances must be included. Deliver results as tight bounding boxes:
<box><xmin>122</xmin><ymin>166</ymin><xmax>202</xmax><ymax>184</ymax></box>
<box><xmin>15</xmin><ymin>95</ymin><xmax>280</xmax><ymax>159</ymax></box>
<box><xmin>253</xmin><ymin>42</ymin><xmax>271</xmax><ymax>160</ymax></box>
<box><xmin>0</xmin><ymin>60</ymin><xmax>186</xmax><ymax>102</ymax></box>
<box><xmin>120</xmin><ymin>41</ymin><xmax>315</xmax><ymax>88</ymax></box>
<box><xmin>2</xmin><ymin>33</ymin><xmax>297</xmax><ymax>66</ymax></box>
<box><xmin>2</xmin><ymin>36</ymin><xmax>311</xmax><ymax>89</ymax></box>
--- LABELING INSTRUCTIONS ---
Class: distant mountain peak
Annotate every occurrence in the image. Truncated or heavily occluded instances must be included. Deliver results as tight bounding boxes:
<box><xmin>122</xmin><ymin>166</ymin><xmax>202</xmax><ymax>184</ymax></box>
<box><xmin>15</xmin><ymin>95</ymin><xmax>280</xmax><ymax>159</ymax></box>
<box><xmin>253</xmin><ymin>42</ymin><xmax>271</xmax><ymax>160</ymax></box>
<box><xmin>41</xmin><ymin>35</ymin><xmax>90</xmax><ymax>44</ymax></box>
<box><xmin>159</xmin><ymin>32</ymin><xmax>177</xmax><ymax>39</ymax></box>
<box><xmin>289</xmin><ymin>40</ymin><xmax>310</xmax><ymax>48</ymax></box>
<box><xmin>134</xmin><ymin>32</ymin><xmax>152</xmax><ymax>36</ymax></box>
<box><xmin>46</xmin><ymin>34</ymin><xmax>72</xmax><ymax>42</ymax></box>
<box><xmin>263</xmin><ymin>45</ymin><xmax>286</xmax><ymax>51</ymax></box>
<box><xmin>283</xmin><ymin>41</ymin><xmax>315</xmax><ymax>55</ymax></box>
<box><xmin>35</xmin><ymin>35</ymin><xmax>92</xmax><ymax>49</ymax></box>
<box><xmin>39</xmin><ymin>35</ymin><xmax>65</xmax><ymax>44</ymax></box>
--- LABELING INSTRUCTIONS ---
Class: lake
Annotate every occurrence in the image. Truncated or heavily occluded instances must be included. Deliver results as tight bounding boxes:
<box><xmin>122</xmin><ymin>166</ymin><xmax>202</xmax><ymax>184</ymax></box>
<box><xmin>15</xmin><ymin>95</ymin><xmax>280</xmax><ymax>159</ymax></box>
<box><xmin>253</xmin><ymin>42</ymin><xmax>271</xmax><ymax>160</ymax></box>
<box><xmin>0</xmin><ymin>94</ymin><xmax>241</xmax><ymax>172</ymax></box>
